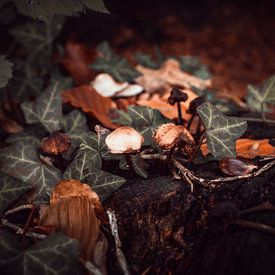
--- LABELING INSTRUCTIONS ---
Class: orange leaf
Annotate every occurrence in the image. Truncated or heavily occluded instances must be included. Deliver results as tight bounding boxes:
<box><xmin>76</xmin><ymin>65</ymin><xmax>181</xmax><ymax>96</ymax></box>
<box><xmin>60</xmin><ymin>42</ymin><xmax>96</xmax><ymax>85</ymax></box>
<box><xmin>62</xmin><ymin>85</ymin><xmax>117</xmax><ymax>129</ymax></box>
<box><xmin>201</xmin><ymin>138</ymin><xmax>275</xmax><ymax>159</ymax></box>
<box><xmin>137</xmin><ymin>89</ymin><xmax>197</xmax><ymax>121</ymax></box>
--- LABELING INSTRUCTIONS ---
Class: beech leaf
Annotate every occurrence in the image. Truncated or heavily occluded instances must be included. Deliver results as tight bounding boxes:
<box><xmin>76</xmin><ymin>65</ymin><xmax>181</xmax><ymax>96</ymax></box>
<box><xmin>0</xmin><ymin>141</ymin><xmax>61</xmax><ymax>203</ymax></box>
<box><xmin>21</xmin><ymin>83</ymin><xmax>62</xmax><ymax>133</ymax></box>
<box><xmin>197</xmin><ymin>102</ymin><xmax>247</xmax><ymax>159</ymax></box>
<box><xmin>0</xmin><ymin>55</ymin><xmax>13</xmax><ymax>88</ymax></box>
<box><xmin>0</xmin><ymin>172</ymin><xmax>32</xmax><ymax>215</ymax></box>
<box><xmin>247</xmin><ymin>75</ymin><xmax>275</xmax><ymax>113</ymax></box>
<box><xmin>91</xmin><ymin>41</ymin><xmax>140</xmax><ymax>82</ymax></box>
<box><xmin>112</xmin><ymin>105</ymin><xmax>170</xmax><ymax>146</ymax></box>
<box><xmin>0</xmin><ymin>232</ymin><xmax>83</xmax><ymax>275</ymax></box>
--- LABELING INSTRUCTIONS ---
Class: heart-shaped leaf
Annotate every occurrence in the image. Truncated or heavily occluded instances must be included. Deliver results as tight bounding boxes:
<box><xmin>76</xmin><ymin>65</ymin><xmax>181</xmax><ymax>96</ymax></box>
<box><xmin>0</xmin><ymin>172</ymin><xmax>32</xmax><ymax>215</ymax></box>
<box><xmin>112</xmin><ymin>105</ymin><xmax>171</xmax><ymax>146</ymax></box>
<box><xmin>21</xmin><ymin>83</ymin><xmax>62</xmax><ymax>133</ymax></box>
<box><xmin>247</xmin><ymin>75</ymin><xmax>275</xmax><ymax>113</ymax></box>
<box><xmin>61</xmin><ymin>110</ymin><xmax>88</xmax><ymax>145</ymax></box>
<box><xmin>197</xmin><ymin>102</ymin><xmax>247</xmax><ymax>159</ymax></box>
<box><xmin>91</xmin><ymin>41</ymin><xmax>140</xmax><ymax>82</ymax></box>
<box><xmin>0</xmin><ymin>232</ymin><xmax>83</xmax><ymax>275</ymax></box>
<box><xmin>0</xmin><ymin>141</ymin><xmax>61</xmax><ymax>203</ymax></box>
<box><xmin>0</xmin><ymin>55</ymin><xmax>13</xmax><ymax>88</ymax></box>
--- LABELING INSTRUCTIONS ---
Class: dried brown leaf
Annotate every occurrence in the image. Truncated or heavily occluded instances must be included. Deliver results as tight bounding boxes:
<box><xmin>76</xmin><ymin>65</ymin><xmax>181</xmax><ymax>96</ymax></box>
<box><xmin>41</xmin><ymin>132</ymin><xmax>71</xmax><ymax>155</ymax></box>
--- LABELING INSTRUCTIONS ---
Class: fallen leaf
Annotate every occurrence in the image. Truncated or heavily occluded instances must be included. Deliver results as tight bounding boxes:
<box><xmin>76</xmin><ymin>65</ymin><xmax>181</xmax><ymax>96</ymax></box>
<box><xmin>60</xmin><ymin>41</ymin><xmax>96</xmax><ymax>85</ymax></box>
<box><xmin>62</xmin><ymin>85</ymin><xmax>117</xmax><ymax>129</ymax></box>
<box><xmin>137</xmin><ymin>89</ymin><xmax>197</xmax><ymax>121</ymax></box>
<box><xmin>40</xmin><ymin>179</ymin><xmax>108</xmax><ymax>267</ymax></box>
<box><xmin>201</xmin><ymin>138</ymin><xmax>275</xmax><ymax>159</ymax></box>
<box><xmin>135</xmin><ymin>59</ymin><xmax>211</xmax><ymax>94</ymax></box>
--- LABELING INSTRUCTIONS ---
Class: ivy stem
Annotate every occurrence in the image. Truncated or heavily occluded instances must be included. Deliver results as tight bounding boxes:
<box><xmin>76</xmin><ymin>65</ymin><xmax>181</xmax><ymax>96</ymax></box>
<box><xmin>177</xmin><ymin>102</ymin><xmax>183</xmax><ymax>125</ymax></box>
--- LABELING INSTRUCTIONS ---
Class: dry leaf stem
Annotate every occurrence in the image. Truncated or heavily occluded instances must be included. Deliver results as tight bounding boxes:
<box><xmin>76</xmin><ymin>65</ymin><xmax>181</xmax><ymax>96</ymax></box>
<box><xmin>106</xmin><ymin>209</ymin><xmax>131</xmax><ymax>275</ymax></box>
<box><xmin>4</xmin><ymin>204</ymin><xmax>34</xmax><ymax>216</ymax></box>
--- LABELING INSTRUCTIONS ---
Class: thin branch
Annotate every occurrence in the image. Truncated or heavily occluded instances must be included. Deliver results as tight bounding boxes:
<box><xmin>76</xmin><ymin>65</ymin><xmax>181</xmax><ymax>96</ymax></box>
<box><xmin>5</xmin><ymin>204</ymin><xmax>34</xmax><ymax>216</ymax></box>
<box><xmin>172</xmin><ymin>158</ymin><xmax>275</xmax><ymax>188</ymax></box>
<box><xmin>106</xmin><ymin>209</ymin><xmax>131</xmax><ymax>275</ymax></box>
<box><xmin>230</xmin><ymin>219</ymin><xmax>275</xmax><ymax>235</ymax></box>
<box><xmin>240</xmin><ymin>202</ymin><xmax>275</xmax><ymax>215</ymax></box>
<box><xmin>1</xmin><ymin>218</ymin><xmax>47</xmax><ymax>239</ymax></box>
<box><xmin>243</xmin><ymin>117</ymin><xmax>275</xmax><ymax>124</ymax></box>
<box><xmin>84</xmin><ymin>261</ymin><xmax>104</xmax><ymax>275</ymax></box>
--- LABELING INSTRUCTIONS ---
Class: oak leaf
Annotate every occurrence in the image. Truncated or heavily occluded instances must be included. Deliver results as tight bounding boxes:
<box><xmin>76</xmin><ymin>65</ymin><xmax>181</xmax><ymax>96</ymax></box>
<box><xmin>62</xmin><ymin>85</ymin><xmax>117</xmax><ymax>129</ymax></box>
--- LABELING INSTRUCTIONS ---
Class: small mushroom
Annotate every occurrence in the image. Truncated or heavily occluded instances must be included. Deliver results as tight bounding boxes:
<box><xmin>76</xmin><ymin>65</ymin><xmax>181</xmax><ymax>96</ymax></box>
<box><xmin>105</xmin><ymin>126</ymin><xmax>144</xmax><ymax>171</ymax></box>
<box><xmin>154</xmin><ymin>123</ymin><xmax>195</xmax><ymax>164</ymax></box>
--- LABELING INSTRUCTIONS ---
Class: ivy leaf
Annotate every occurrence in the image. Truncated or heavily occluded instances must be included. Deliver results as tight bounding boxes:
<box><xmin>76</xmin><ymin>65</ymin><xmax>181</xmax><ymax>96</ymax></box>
<box><xmin>130</xmin><ymin>155</ymin><xmax>148</xmax><ymax>178</ymax></box>
<box><xmin>0</xmin><ymin>55</ymin><xmax>13</xmax><ymax>88</ymax></box>
<box><xmin>0</xmin><ymin>232</ymin><xmax>83</xmax><ymax>275</ymax></box>
<box><xmin>63</xmin><ymin>155</ymin><xmax>125</xmax><ymax>201</ymax></box>
<box><xmin>12</xmin><ymin>0</ymin><xmax>108</xmax><ymax>23</ymax></box>
<box><xmin>134</xmin><ymin>52</ymin><xmax>158</xmax><ymax>69</ymax></box>
<box><xmin>247</xmin><ymin>75</ymin><xmax>275</xmax><ymax>113</ymax></box>
<box><xmin>197</xmin><ymin>102</ymin><xmax>247</xmax><ymax>159</ymax></box>
<box><xmin>179</xmin><ymin>55</ymin><xmax>211</xmax><ymax>80</ymax></box>
<box><xmin>21</xmin><ymin>83</ymin><xmax>62</xmax><ymax>133</ymax></box>
<box><xmin>85</xmin><ymin>168</ymin><xmax>126</xmax><ymax>201</ymax></box>
<box><xmin>0</xmin><ymin>172</ymin><xmax>32</xmax><ymax>215</ymax></box>
<box><xmin>61</xmin><ymin>110</ymin><xmax>88</xmax><ymax>145</ymax></box>
<box><xmin>91</xmin><ymin>41</ymin><xmax>140</xmax><ymax>82</ymax></box>
<box><xmin>112</xmin><ymin>105</ymin><xmax>171</xmax><ymax>146</ymax></box>
<box><xmin>0</xmin><ymin>141</ymin><xmax>61</xmax><ymax>203</ymax></box>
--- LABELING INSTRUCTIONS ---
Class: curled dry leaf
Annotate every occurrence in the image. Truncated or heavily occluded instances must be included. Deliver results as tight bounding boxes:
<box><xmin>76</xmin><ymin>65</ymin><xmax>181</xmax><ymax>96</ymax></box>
<box><xmin>40</xmin><ymin>179</ymin><xmax>108</xmax><ymax>268</ymax></box>
<box><xmin>219</xmin><ymin>157</ymin><xmax>257</xmax><ymax>176</ymax></box>
<box><xmin>135</xmin><ymin>59</ymin><xmax>211</xmax><ymax>94</ymax></box>
<box><xmin>59</xmin><ymin>41</ymin><xmax>96</xmax><ymax>85</ymax></box>
<box><xmin>137</xmin><ymin>89</ymin><xmax>197</xmax><ymax>121</ymax></box>
<box><xmin>62</xmin><ymin>85</ymin><xmax>117</xmax><ymax>129</ymax></box>
<box><xmin>91</xmin><ymin>73</ymin><xmax>143</xmax><ymax>98</ymax></box>
<box><xmin>41</xmin><ymin>132</ymin><xmax>71</xmax><ymax>155</ymax></box>
<box><xmin>201</xmin><ymin>138</ymin><xmax>275</xmax><ymax>159</ymax></box>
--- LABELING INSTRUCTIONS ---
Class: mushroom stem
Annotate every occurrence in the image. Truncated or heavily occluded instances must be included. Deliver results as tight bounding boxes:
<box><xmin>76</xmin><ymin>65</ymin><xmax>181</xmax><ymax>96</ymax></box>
<box><xmin>177</xmin><ymin>102</ymin><xmax>183</xmax><ymax>125</ymax></box>
<box><xmin>125</xmin><ymin>154</ymin><xmax>134</xmax><ymax>173</ymax></box>
<box><xmin>166</xmin><ymin>145</ymin><xmax>176</xmax><ymax>168</ymax></box>
<box><xmin>186</xmin><ymin>113</ymin><xmax>195</xmax><ymax>130</ymax></box>
<box><xmin>190</xmin><ymin>131</ymin><xmax>206</xmax><ymax>161</ymax></box>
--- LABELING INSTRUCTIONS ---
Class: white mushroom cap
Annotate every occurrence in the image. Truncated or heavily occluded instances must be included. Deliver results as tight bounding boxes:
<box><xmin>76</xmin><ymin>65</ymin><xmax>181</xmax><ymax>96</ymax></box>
<box><xmin>154</xmin><ymin>123</ymin><xmax>194</xmax><ymax>150</ymax></box>
<box><xmin>105</xmin><ymin>126</ymin><xmax>144</xmax><ymax>154</ymax></box>
<box><xmin>91</xmin><ymin>73</ymin><xmax>128</xmax><ymax>97</ymax></box>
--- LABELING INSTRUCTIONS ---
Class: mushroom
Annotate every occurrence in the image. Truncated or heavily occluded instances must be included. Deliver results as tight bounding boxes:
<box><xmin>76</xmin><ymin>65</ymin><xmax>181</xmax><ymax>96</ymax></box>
<box><xmin>154</xmin><ymin>123</ymin><xmax>195</xmax><ymax>163</ymax></box>
<box><xmin>168</xmin><ymin>88</ymin><xmax>188</xmax><ymax>125</ymax></box>
<box><xmin>105</xmin><ymin>126</ymin><xmax>144</xmax><ymax>170</ymax></box>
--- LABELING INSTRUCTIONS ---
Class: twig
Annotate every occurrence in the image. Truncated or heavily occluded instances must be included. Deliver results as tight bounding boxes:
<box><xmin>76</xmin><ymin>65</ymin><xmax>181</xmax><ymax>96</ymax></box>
<box><xmin>173</xmin><ymin>158</ymin><xmax>275</xmax><ymax>188</ymax></box>
<box><xmin>84</xmin><ymin>261</ymin><xmax>104</xmax><ymax>275</ymax></box>
<box><xmin>230</xmin><ymin>219</ymin><xmax>275</xmax><ymax>235</ymax></box>
<box><xmin>240</xmin><ymin>202</ymin><xmax>275</xmax><ymax>215</ymax></box>
<box><xmin>1</xmin><ymin>218</ymin><xmax>47</xmax><ymax>239</ymax></box>
<box><xmin>243</xmin><ymin>117</ymin><xmax>275</xmax><ymax>124</ymax></box>
<box><xmin>5</xmin><ymin>204</ymin><xmax>34</xmax><ymax>216</ymax></box>
<box><xmin>106</xmin><ymin>209</ymin><xmax>131</xmax><ymax>275</ymax></box>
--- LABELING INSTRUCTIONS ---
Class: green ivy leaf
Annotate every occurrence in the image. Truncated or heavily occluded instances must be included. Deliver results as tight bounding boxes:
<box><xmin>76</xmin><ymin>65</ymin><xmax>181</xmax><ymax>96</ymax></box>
<box><xmin>130</xmin><ymin>155</ymin><xmax>148</xmax><ymax>178</ymax></box>
<box><xmin>21</xmin><ymin>83</ymin><xmax>62</xmax><ymax>133</ymax></box>
<box><xmin>11</xmin><ymin>0</ymin><xmax>108</xmax><ymax>23</ymax></box>
<box><xmin>134</xmin><ymin>52</ymin><xmax>158</xmax><ymax>69</ymax></box>
<box><xmin>0</xmin><ymin>55</ymin><xmax>13</xmax><ymax>88</ymax></box>
<box><xmin>247</xmin><ymin>75</ymin><xmax>275</xmax><ymax>113</ymax></box>
<box><xmin>197</xmin><ymin>102</ymin><xmax>247</xmax><ymax>159</ymax></box>
<box><xmin>0</xmin><ymin>232</ymin><xmax>84</xmax><ymax>275</ymax></box>
<box><xmin>85</xmin><ymin>168</ymin><xmax>126</xmax><ymax>201</ymax></box>
<box><xmin>0</xmin><ymin>172</ymin><xmax>32</xmax><ymax>215</ymax></box>
<box><xmin>61</xmin><ymin>110</ymin><xmax>88</xmax><ymax>145</ymax></box>
<box><xmin>112</xmin><ymin>105</ymin><xmax>171</xmax><ymax>146</ymax></box>
<box><xmin>0</xmin><ymin>141</ymin><xmax>61</xmax><ymax>203</ymax></box>
<box><xmin>91</xmin><ymin>41</ymin><xmax>140</xmax><ymax>82</ymax></box>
